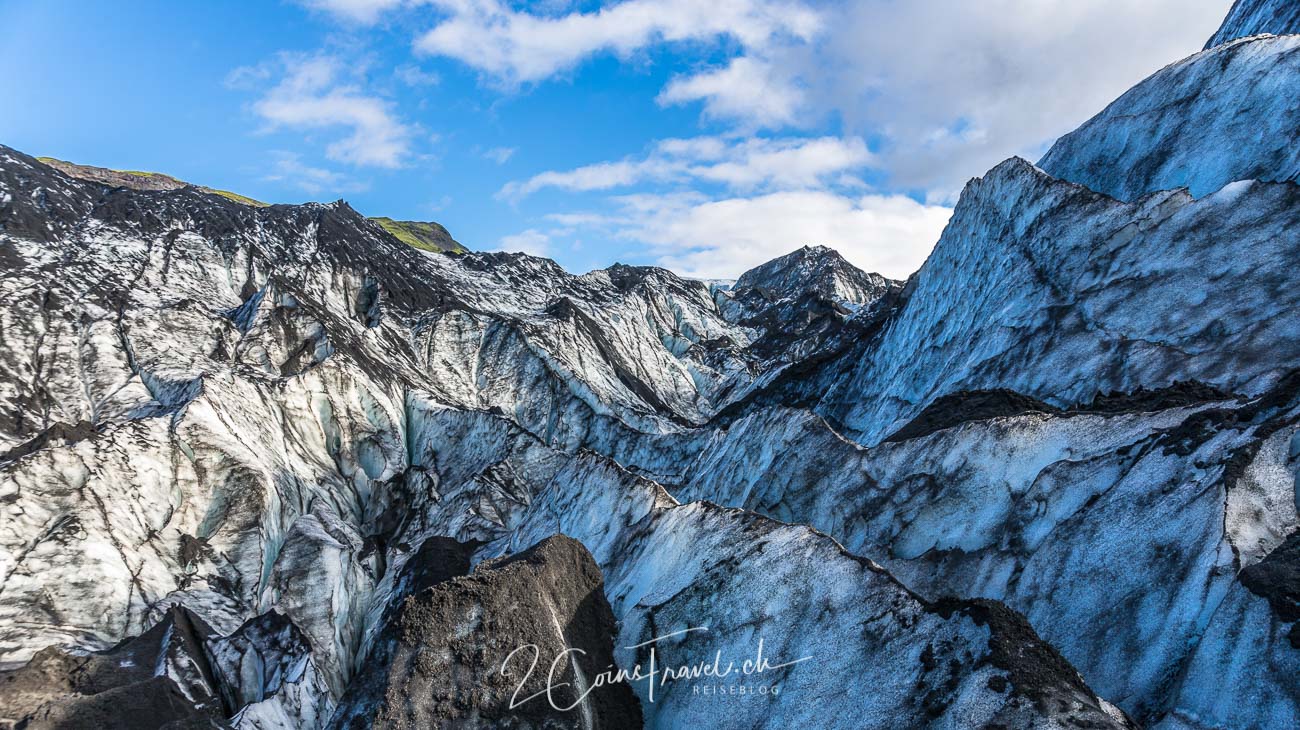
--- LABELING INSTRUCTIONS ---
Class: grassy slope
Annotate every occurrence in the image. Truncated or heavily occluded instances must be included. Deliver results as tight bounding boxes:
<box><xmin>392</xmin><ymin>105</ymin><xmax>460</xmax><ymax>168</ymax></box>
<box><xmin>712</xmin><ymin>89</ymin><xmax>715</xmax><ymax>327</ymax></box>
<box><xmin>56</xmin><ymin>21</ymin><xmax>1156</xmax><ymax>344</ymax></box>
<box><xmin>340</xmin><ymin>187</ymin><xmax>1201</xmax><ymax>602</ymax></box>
<box><xmin>210</xmin><ymin>189</ymin><xmax>270</xmax><ymax>207</ymax></box>
<box><xmin>37</xmin><ymin>157</ymin><xmax>271</xmax><ymax>207</ymax></box>
<box><xmin>369</xmin><ymin>216</ymin><xmax>467</xmax><ymax>254</ymax></box>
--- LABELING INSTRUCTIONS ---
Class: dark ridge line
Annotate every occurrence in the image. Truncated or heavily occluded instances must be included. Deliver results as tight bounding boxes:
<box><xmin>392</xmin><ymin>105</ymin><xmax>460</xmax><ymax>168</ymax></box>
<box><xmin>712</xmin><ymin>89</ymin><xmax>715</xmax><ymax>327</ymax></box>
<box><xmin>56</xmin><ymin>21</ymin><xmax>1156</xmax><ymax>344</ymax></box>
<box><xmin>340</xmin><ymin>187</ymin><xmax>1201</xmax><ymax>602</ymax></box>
<box><xmin>882</xmin><ymin>380</ymin><xmax>1239</xmax><ymax>444</ymax></box>
<box><xmin>0</xmin><ymin>420</ymin><xmax>101</xmax><ymax>465</ymax></box>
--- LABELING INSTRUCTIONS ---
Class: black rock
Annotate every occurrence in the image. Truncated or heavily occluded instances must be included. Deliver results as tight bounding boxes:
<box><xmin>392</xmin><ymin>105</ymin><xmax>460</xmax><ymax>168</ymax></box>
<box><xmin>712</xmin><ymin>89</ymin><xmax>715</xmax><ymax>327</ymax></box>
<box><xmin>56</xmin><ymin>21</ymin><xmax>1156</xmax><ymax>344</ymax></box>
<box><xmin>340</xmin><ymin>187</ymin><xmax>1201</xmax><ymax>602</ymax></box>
<box><xmin>329</xmin><ymin>535</ymin><xmax>642</xmax><ymax>729</ymax></box>
<box><xmin>0</xmin><ymin>605</ymin><xmax>226</xmax><ymax>729</ymax></box>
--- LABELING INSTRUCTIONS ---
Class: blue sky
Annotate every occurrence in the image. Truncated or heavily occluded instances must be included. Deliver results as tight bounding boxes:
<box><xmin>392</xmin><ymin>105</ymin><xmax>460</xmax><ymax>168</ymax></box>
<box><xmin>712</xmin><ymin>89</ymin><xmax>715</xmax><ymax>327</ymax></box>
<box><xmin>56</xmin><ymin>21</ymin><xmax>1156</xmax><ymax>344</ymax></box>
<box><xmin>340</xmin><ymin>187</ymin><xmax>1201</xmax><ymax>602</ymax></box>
<box><xmin>0</xmin><ymin>0</ymin><xmax>1228</xmax><ymax>278</ymax></box>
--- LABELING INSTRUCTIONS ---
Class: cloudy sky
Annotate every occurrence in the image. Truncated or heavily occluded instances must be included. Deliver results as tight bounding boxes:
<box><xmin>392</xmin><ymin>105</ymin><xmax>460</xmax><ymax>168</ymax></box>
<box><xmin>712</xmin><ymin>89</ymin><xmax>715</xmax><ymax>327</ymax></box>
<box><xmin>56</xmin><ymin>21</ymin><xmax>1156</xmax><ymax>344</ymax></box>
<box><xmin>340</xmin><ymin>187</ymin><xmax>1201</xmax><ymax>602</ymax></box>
<box><xmin>0</xmin><ymin>0</ymin><xmax>1229</xmax><ymax>278</ymax></box>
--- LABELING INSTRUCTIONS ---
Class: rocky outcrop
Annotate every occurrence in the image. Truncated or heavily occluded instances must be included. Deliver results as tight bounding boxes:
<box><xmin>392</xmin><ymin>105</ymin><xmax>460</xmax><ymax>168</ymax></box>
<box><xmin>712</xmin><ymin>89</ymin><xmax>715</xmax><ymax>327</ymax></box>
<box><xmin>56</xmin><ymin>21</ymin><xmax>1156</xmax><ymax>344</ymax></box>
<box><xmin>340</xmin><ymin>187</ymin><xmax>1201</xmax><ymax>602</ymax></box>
<box><xmin>0</xmin><ymin>603</ymin><xmax>336</xmax><ymax>730</ymax></box>
<box><xmin>0</xmin><ymin>606</ymin><xmax>224</xmax><ymax>728</ymax></box>
<box><xmin>330</xmin><ymin>535</ymin><xmax>641</xmax><ymax>729</ymax></box>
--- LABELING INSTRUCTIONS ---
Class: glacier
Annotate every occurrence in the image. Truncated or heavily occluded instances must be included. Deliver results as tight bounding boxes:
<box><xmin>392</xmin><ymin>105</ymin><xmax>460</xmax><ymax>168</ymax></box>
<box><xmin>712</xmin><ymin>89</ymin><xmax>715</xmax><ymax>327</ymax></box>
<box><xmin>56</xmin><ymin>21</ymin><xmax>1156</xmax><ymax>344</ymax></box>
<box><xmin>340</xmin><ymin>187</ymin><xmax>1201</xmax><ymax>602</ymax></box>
<box><xmin>2</xmin><ymin>1</ymin><xmax>1300</xmax><ymax>728</ymax></box>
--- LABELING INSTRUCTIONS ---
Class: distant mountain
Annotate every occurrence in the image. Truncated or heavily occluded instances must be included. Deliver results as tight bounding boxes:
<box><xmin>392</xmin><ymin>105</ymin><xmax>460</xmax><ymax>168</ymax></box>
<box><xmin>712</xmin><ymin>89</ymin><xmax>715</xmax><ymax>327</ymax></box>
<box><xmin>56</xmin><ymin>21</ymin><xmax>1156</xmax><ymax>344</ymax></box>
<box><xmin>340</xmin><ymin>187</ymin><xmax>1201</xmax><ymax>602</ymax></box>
<box><xmin>38</xmin><ymin>155</ymin><xmax>270</xmax><ymax>207</ymax></box>
<box><xmin>36</xmin><ymin>155</ymin><xmax>467</xmax><ymax>253</ymax></box>
<box><xmin>733</xmin><ymin>244</ymin><xmax>894</xmax><ymax>306</ymax></box>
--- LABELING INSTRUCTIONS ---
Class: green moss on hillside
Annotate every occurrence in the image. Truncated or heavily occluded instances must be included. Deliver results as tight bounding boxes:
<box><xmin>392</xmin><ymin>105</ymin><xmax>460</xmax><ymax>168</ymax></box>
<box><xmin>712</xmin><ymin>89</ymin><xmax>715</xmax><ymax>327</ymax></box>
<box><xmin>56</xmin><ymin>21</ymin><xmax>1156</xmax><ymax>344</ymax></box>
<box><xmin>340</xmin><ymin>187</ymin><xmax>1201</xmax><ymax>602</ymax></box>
<box><xmin>36</xmin><ymin>156</ymin><xmax>268</xmax><ymax>207</ymax></box>
<box><xmin>370</xmin><ymin>216</ymin><xmax>467</xmax><ymax>253</ymax></box>
<box><xmin>210</xmin><ymin>189</ymin><xmax>270</xmax><ymax>207</ymax></box>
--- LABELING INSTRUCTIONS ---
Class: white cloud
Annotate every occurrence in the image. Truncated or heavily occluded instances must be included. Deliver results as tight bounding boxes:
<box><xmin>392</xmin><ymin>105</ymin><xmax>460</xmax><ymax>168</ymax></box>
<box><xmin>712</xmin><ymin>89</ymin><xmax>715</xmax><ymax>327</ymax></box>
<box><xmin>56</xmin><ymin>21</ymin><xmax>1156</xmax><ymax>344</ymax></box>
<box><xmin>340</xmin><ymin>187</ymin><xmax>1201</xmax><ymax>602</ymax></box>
<box><xmin>296</xmin><ymin>1</ymin><xmax>1225</xmax><ymax>201</ymax></box>
<box><xmin>501</xmin><ymin>135</ymin><xmax>871</xmax><ymax>198</ymax></box>
<box><xmin>693</xmin><ymin>136</ymin><xmax>870</xmax><ymax>188</ymax></box>
<box><xmin>263</xmin><ymin>152</ymin><xmax>368</xmax><ymax>196</ymax></box>
<box><xmin>658</xmin><ymin>57</ymin><xmax>803</xmax><ymax>128</ymax></box>
<box><xmin>544</xmin><ymin>211</ymin><xmax>621</xmax><ymax>227</ymax></box>
<box><xmin>483</xmin><ymin>146</ymin><xmax>516</xmax><ymax>164</ymax></box>
<box><xmin>496</xmin><ymin>228</ymin><xmax>552</xmax><ymax>256</ymax></box>
<box><xmin>726</xmin><ymin>0</ymin><xmax>1230</xmax><ymax>199</ymax></box>
<box><xmin>500</xmin><ymin>131</ymin><xmax>921</xmax><ymax>277</ymax></box>
<box><xmin>414</xmin><ymin>0</ymin><xmax>820</xmax><ymax>84</ymax></box>
<box><xmin>395</xmin><ymin>63</ymin><xmax>440</xmax><ymax>87</ymax></box>
<box><xmin>502</xmin><ymin>160</ymin><xmax>652</xmax><ymax>198</ymax></box>
<box><xmin>603</xmin><ymin>190</ymin><xmax>952</xmax><ymax>279</ymax></box>
<box><xmin>242</xmin><ymin>53</ymin><xmax>415</xmax><ymax>168</ymax></box>
<box><xmin>296</xmin><ymin>0</ymin><xmax>404</xmax><ymax>24</ymax></box>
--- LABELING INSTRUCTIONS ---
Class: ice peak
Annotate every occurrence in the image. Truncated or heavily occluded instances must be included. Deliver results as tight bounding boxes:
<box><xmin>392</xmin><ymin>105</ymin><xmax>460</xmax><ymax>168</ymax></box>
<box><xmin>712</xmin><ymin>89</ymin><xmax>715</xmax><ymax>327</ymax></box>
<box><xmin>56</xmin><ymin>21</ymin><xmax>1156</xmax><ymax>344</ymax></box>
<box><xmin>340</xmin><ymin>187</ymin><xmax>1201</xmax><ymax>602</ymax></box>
<box><xmin>1207</xmin><ymin>0</ymin><xmax>1300</xmax><ymax>49</ymax></box>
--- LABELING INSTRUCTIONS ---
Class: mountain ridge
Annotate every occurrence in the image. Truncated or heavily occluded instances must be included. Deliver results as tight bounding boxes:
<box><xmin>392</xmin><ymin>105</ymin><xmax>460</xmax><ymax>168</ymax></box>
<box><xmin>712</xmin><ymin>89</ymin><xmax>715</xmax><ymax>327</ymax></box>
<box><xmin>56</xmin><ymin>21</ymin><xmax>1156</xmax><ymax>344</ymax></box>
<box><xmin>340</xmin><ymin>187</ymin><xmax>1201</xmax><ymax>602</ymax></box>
<box><xmin>33</xmin><ymin>153</ymin><xmax>468</xmax><ymax>254</ymax></box>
